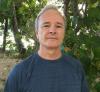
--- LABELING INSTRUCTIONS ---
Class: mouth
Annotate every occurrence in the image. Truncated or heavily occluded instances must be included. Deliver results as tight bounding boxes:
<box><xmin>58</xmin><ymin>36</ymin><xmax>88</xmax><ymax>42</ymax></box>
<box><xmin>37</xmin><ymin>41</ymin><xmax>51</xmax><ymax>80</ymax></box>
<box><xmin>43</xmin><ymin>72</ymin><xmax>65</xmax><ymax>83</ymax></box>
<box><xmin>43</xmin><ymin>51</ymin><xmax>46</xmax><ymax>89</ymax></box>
<box><xmin>47</xmin><ymin>38</ymin><xmax>57</xmax><ymax>40</ymax></box>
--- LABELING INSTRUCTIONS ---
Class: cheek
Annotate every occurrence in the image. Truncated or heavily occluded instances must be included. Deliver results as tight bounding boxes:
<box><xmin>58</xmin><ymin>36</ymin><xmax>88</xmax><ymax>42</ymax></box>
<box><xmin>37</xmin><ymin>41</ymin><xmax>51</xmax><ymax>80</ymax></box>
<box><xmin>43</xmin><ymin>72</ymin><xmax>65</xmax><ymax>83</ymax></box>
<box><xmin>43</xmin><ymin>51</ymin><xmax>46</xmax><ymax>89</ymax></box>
<box><xmin>37</xmin><ymin>32</ymin><xmax>46</xmax><ymax>41</ymax></box>
<box><xmin>59</xmin><ymin>31</ymin><xmax>65</xmax><ymax>39</ymax></box>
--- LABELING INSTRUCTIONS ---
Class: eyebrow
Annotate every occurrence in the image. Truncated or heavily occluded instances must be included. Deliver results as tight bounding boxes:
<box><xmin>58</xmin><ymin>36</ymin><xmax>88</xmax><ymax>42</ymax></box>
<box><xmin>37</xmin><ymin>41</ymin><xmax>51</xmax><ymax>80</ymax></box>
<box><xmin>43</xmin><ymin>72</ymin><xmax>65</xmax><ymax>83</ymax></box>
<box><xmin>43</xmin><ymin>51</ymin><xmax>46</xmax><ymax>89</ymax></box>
<box><xmin>56</xmin><ymin>22</ymin><xmax>64</xmax><ymax>26</ymax></box>
<box><xmin>42</xmin><ymin>22</ymin><xmax>50</xmax><ymax>25</ymax></box>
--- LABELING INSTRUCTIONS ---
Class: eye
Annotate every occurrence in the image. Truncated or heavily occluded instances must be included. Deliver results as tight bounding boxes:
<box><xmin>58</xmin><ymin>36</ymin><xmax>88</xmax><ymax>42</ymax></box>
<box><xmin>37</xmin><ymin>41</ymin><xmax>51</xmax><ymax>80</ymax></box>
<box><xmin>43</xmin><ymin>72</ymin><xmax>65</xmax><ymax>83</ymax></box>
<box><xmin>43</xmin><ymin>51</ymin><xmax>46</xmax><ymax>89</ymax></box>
<box><xmin>56</xmin><ymin>25</ymin><xmax>62</xmax><ymax>28</ymax></box>
<box><xmin>56</xmin><ymin>25</ymin><xmax>64</xmax><ymax>28</ymax></box>
<box><xmin>43</xmin><ymin>24</ymin><xmax>50</xmax><ymax>28</ymax></box>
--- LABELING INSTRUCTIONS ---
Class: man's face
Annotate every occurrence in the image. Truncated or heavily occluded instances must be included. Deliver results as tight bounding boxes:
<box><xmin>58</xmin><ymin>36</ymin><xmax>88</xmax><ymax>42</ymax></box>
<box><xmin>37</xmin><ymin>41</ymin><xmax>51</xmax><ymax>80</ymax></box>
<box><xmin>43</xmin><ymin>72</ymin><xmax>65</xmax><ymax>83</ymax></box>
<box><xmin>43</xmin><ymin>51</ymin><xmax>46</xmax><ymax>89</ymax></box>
<box><xmin>36</xmin><ymin>9</ymin><xmax>65</xmax><ymax>49</ymax></box>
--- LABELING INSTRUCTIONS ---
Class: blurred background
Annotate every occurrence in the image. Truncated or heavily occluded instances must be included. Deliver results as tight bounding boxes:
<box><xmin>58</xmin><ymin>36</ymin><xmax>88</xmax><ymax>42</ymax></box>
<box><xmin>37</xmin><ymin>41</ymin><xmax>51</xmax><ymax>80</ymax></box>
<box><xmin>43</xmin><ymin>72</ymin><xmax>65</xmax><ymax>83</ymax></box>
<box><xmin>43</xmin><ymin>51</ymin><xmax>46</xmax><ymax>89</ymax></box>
<box><xmin>0</xmin><ymin>0</ymin><xmax>100</xmax><ymax>92</ymax></box>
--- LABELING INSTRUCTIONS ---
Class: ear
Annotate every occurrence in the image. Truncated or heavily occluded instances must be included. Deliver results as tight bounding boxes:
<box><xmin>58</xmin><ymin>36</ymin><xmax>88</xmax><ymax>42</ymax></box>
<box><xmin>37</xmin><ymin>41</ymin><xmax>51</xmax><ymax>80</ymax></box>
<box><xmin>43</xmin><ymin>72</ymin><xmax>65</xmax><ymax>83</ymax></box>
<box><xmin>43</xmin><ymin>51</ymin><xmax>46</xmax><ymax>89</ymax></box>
<box><xmin>36</xmin><ymin>31</ymin><xmax>39</xmax><ymax>39</ymax></box>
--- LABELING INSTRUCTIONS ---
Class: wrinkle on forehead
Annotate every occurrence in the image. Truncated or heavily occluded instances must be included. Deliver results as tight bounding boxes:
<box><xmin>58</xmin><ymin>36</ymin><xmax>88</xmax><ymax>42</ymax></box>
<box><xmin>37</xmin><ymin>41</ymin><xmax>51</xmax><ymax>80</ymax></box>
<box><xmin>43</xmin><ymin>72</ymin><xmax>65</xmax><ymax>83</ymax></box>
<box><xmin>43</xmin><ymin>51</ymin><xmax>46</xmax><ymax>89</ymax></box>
<box><xmin>38</xmin><ymin>10</ymin><xmax>64</xmax><ymax>26</ymax></box>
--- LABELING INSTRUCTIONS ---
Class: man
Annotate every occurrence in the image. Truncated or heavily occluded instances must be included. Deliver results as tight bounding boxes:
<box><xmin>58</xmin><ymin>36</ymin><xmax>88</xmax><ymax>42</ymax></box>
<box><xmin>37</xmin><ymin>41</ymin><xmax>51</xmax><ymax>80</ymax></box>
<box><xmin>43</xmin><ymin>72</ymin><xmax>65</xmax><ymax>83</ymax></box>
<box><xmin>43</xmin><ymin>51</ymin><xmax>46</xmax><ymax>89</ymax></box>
<box><xmin>4</xmin><ymin>5</ymin><xmax>89</xmax><ymax>92</ymax></box>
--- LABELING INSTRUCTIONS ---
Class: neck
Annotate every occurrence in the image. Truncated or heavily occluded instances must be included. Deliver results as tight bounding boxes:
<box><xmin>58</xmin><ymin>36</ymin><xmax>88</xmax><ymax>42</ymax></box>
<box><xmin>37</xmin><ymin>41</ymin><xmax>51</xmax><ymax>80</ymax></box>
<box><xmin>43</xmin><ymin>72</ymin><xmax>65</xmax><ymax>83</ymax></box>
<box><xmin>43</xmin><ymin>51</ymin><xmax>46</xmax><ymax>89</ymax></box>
<box><xmin>38</xmin><ymin>46</ymin><xmax>62</xmax><ymax>60</ymax></box>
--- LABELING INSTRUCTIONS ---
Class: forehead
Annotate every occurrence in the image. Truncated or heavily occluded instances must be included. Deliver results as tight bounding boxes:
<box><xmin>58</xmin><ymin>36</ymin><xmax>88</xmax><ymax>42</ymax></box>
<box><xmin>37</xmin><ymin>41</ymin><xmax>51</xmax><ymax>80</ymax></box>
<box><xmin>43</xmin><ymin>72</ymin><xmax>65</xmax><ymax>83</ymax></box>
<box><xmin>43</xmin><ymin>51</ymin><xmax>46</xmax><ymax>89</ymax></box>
<box><xmin>39</xmin><ymin>9</ymin><xmax>64</xmax><ymax>22</ymax></box>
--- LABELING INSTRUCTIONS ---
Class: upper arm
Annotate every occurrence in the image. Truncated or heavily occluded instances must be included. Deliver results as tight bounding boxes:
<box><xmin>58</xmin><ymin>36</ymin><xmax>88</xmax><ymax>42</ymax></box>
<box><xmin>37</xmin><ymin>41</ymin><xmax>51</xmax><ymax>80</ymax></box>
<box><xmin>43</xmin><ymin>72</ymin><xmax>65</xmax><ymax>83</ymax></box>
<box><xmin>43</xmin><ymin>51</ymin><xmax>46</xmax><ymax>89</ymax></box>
<box><xmin>77</xmin><ymin>62</ymin><xmax>89</xmax><ymax>92</ymax></box>
<box><xmin>4</xmin><ymin>65</ymin><xmax>20</xmax><ymax>92</ymax></box>
<box><xmin>81</xmin><ymin>68</ymin><xmax>89</xmax><ymax>92</ymax></box>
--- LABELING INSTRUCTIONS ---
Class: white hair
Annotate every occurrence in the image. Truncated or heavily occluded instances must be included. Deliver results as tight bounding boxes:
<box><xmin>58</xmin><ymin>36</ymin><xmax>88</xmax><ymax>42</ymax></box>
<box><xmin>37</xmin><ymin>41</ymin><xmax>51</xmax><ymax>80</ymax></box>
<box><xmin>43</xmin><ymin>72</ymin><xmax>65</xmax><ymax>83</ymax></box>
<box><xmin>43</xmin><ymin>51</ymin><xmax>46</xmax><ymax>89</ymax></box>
<box><xmin>35</xmin><ymin>4</ymin><xmax>65</xmax><ymax>32</ymax></box>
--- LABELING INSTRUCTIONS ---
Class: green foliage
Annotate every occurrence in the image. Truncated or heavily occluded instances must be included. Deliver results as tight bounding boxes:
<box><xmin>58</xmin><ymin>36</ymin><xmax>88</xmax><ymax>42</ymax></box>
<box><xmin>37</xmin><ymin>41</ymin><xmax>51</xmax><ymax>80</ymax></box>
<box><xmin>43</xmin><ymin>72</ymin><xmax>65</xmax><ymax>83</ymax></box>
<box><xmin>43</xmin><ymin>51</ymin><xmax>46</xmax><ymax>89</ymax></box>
<box><xmin>63</xmin><ymin>0</ymin><xmax>100</xmax><ymax>91</ymax></box>
<box><xmin>95</xmin><ymin>82</ymin><xmax>100</xmax><ymax>92</ymax></box>
<box><xmin>0</xmin><ymin>0</ymin><xmax>99</xmax><ymax>91</ymax></box>
<box><xmin>0</xmin><ymin>0</ymin><xmax>47</xmax><ymax>55</ymax></box>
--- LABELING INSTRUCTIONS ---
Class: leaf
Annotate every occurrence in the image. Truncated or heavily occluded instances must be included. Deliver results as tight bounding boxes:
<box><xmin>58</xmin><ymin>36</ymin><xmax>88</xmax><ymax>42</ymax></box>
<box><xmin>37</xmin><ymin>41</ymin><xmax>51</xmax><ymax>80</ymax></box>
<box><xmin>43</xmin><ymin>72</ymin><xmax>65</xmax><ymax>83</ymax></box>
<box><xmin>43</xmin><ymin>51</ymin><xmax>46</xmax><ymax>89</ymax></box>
<box><xmin>88</xmin><ymin>7</ymin><xmax>100</xmax><ymax>20</ymax></box>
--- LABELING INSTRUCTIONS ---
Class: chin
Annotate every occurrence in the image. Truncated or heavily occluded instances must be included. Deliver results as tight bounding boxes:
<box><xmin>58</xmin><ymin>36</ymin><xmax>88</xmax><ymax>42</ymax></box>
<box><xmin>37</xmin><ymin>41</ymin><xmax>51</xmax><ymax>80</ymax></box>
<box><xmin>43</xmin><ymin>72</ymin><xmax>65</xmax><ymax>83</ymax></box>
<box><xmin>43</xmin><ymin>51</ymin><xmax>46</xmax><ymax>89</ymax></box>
<box><xmin>46</xmin><ymin>45</ymin><xmax>60</xmax><ymax>49</ymax></box>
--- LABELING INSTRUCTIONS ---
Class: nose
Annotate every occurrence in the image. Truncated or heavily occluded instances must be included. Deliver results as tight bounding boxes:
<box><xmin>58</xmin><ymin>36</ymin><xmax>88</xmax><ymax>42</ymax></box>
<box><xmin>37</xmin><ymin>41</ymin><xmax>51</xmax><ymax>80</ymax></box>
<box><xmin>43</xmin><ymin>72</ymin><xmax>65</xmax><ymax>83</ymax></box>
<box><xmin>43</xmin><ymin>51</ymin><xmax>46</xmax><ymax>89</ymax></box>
<box><xmin>49</xmin><ymin>26</ymin><xmax>56</xmax><ymax>35</ymax></box>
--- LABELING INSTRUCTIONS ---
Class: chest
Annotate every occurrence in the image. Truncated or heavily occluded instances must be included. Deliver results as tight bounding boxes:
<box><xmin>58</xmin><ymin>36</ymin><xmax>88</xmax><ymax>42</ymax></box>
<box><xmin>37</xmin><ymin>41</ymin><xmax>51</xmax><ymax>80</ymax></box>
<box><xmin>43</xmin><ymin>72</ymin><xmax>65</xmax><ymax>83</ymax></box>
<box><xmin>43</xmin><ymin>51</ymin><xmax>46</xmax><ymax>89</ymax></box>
<box><xmin>20</xmin><ymin>63</ymin><xmax>82</xmax><ymax>92</ymax></box>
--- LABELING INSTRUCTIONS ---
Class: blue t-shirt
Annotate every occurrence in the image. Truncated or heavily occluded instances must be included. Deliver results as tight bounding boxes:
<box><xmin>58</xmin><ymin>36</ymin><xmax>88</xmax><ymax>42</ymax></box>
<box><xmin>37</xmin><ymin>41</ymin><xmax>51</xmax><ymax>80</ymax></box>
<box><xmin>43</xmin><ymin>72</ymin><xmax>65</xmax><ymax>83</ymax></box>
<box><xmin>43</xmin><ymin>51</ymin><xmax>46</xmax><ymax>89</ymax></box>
<box><xmin>4</xmin><ymin>53</ymin><xmax>89</xmax><ymax>92</ymax></box>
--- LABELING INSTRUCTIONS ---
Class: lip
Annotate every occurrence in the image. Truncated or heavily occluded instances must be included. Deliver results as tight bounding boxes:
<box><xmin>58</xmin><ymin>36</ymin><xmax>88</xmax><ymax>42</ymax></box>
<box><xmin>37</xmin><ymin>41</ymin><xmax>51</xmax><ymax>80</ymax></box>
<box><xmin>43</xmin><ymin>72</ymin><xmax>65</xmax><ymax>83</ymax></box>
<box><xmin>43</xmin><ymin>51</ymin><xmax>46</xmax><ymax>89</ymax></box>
<box><xmin>47</xmin><ymin>38</ymin><xmax>57</xmax><ymax>40</ymax></box>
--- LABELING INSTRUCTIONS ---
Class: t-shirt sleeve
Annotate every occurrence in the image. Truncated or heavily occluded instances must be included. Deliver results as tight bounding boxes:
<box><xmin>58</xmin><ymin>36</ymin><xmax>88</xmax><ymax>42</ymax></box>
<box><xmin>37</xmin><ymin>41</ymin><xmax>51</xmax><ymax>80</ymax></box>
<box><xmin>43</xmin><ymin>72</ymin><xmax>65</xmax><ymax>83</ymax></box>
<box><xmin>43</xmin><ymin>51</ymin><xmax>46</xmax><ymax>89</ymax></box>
<box><xmin>78</xmin><ymin>63</ymin><xmax>89</xmax><ymax>92</ymax></box>
<box><xmin>4</xmin><ymin>64</ymin><xmax>21</xmax><ymax>92</ymax></box>
<box><xmin>81</xmin><ymin>69</ymin><xmax>90</xmax><ymax>92</ymax></box>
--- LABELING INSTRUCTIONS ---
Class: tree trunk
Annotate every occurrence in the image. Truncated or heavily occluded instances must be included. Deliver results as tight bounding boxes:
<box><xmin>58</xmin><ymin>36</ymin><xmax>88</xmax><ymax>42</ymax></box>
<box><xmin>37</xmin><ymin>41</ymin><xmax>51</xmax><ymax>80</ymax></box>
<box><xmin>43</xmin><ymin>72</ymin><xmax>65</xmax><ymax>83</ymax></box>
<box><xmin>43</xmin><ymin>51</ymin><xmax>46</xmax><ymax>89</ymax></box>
<box><xmin>2</xmin><ymin>18</ymin><xmax>8</xmax><ymax>52</ymax></box>
<box><xmin>12</xmin><ymin>2</ymin><xmax>26</xmax><ymax>55</ymax></box>
<box><xmin>71</xmin><ymin>0</ymin><xmax>79</xmax><ymax>33</ymax></box>
<box><xmin>63</xmin><ymin>0</ymin><xmax>70</xmax><ymax>30</ymax></box>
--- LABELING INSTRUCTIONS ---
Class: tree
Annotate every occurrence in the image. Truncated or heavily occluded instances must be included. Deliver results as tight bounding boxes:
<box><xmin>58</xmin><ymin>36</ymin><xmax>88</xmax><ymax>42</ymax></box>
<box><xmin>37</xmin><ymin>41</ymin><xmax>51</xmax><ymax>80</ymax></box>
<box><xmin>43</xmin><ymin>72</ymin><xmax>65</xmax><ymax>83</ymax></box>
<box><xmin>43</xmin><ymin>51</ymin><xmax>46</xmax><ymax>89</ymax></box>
<box><xmin>2</xmin><ymin>18</ymin><xmax>8</xmax><ymax>52</ymax></box>
<box><xmin>63</xmin><ymin>0</ymin><xmax>100</xmax><ymax>91</ymax></box>
<box><xmin>12</xmin><ymin>1</ymin><xmax>26</xmax><ymax>54</ymax></box>
<box><xmin>0</xmin><ymin>0</ymin><xmax>9</xmax><ymax>52</ymax></box>
<box><xmin>0</xmin><ymin>0</ymin><xmax>47</xmax><ymax>56</ymax></box>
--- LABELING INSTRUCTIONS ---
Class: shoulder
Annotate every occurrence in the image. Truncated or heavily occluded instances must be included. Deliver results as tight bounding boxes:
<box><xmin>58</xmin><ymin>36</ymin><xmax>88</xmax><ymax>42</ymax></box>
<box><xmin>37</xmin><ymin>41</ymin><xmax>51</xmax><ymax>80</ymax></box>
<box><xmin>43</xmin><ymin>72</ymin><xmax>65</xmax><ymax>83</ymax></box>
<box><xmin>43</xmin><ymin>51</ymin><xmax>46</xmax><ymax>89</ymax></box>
<box><xmin>4</xmin><ymin>53</ymin><xmax>36</xmax><ymax>91</ymax></box>
<box><xmin>63</xmin><ymin>53</ymin><xmax>81</xmax><ymax>64</ymax></box>
<box><xmin>62</xmin><ymin>54</ymin><xmax>86</xmax><ymax>79</ymax></box>
<box><xmin>15</xmin><ymin>53</ymin><xmax>35</xmax><ymax>70</ymax></box>
<box><xmin>18</xmin><ymin>53</ymin><xmax>35</xmax><ymax>69</ymax></box>
<box><xmin>62</xmin><ymin>53</ymin><xmax>83</xmax><ymax>70</ymax></box>
<box><xmin>7</xmin><ymin>53</ymin><xmax>36</xmax><ymax>80</ymax></box>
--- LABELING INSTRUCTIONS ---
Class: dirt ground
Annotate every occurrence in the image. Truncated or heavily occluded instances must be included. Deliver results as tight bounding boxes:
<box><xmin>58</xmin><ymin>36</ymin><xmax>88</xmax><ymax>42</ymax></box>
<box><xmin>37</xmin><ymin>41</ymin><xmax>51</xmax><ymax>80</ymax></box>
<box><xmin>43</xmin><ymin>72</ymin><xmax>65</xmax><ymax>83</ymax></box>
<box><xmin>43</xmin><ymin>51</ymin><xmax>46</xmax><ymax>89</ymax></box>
<box><xmin>0</xmin><ymin>54</ymin><xmax>19</xmax><ymax>92</ymax></box>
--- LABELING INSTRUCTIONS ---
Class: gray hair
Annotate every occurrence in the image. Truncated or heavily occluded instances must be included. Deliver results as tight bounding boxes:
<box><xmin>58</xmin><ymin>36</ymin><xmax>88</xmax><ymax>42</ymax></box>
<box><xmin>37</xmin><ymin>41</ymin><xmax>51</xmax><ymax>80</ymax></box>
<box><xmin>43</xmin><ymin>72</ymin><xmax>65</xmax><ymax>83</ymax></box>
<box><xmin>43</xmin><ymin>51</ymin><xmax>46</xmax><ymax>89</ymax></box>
<box><xmin>35</xmin><ymin>5</ymin><xmax>65</xmax><ymax>32</ymax></box>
